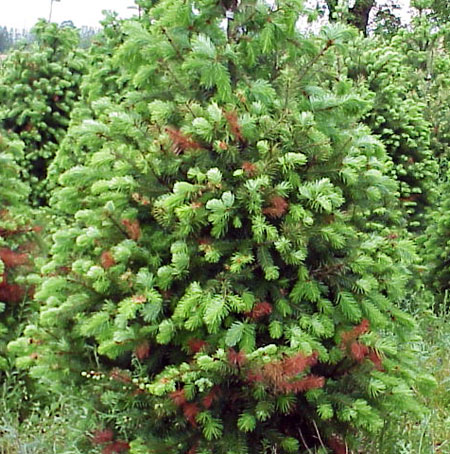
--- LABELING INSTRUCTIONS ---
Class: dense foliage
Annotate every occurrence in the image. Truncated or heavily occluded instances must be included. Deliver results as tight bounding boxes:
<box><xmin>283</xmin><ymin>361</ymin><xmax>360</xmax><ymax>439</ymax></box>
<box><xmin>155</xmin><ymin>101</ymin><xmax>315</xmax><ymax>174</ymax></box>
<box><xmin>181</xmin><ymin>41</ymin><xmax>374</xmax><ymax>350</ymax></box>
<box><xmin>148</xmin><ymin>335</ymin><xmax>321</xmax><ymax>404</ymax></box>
<box><xmin>0</xmin><ymin>20</ymin><xmax>85</xmax><ymax>204</ymax></box>
<box><xmin>3</xmin><ymin>1</ymin><xmax>450</xmax><ymax>453</ymax></box>
<box><xmin>347</xmin><ymin>35</ymin><xmax>438</xmax><ymax>229</ymax></box>
<box><xmin>0</xmin><ymin>133</ymin><xmax>34</xmax><ymax>371</ymax></box>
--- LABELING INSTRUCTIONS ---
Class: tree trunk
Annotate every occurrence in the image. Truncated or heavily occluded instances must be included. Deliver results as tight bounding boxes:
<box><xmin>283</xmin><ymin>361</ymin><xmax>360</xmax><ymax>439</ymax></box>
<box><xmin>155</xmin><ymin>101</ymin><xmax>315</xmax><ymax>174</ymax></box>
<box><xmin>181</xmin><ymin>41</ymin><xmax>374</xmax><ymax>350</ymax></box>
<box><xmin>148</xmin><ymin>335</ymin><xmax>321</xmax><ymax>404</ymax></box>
<box><xmin>325</xmin><ymin>0</ymin><xmax>376</xmax><ymax>36</ymax></box>
<box><xmin>348</xmin><ymin>0</ymin><xmax>376</xmax><ymax>36</ymax></box>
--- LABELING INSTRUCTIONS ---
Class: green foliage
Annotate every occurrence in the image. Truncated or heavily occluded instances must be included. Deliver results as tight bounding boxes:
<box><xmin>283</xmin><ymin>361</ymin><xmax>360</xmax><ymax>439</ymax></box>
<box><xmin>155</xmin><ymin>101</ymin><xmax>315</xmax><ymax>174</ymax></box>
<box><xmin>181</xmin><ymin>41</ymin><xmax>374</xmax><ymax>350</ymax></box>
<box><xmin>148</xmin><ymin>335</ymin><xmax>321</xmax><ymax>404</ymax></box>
<box><xmin>0</xmin><ymin>20</ymin><xmax>86</xmax><ymax>205</ymax></box>
<box><xmin>0</xmin><ymin>132</ymin><xmax>36</xmax><ymax>373</ymax></box>
<box><xmin>347</xmin><ymin>34</ymin><xmax>439</xmax><ymax>230</ymax></box>
<box><xmin>12</xmin><ymin>2</ymin><xmax>431</xmax><ymax>453</ymax></box>
<box><xmin>394</xmin><ymin>14</ymin><xmax>450</xmax><ymax>304</ymax></box>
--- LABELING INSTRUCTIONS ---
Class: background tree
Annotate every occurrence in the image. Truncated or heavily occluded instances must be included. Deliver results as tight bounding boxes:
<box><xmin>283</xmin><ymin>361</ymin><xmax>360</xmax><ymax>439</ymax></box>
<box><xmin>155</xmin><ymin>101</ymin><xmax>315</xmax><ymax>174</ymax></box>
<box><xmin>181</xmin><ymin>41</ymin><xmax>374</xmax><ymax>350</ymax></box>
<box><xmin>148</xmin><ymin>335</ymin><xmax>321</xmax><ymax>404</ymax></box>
<box><xmin>0</xmin><ymin>20</ymin><xmax>85</xmax><ymax>205</ymax></box>
<box><xmin>0</xmin><ymin>132</ymin><xmax>38</xmax><ymax>377</ymax></box>
<box><xmin>346</xmin><ymin>32</ymin><xmax>439</xmax><ymax>230</ymax></box>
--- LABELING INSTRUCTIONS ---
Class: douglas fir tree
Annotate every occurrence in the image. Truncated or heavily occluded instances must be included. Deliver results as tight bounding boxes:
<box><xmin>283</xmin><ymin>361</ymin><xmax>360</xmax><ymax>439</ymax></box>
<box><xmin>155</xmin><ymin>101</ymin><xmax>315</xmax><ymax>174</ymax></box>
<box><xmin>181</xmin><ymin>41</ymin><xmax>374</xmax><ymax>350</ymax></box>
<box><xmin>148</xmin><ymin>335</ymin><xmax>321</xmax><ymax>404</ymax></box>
<box><xmin>0</xmin><ymin>20</ymin><xmax>85</xmax><ymax>205</ymax></box>
<box><xmin>0</xmin><ymin>132</ymin><xmax>36</xmax><ymax>372</ymax></box>
<box><xmin>11</xmin><ymin>1</ymin><xmax>434</xmax><ymax>452</ymax></box>
<box><xmin>347</xmin><ymin>34</ymin><xmax>438</xmax><ymax>230</ymax></box>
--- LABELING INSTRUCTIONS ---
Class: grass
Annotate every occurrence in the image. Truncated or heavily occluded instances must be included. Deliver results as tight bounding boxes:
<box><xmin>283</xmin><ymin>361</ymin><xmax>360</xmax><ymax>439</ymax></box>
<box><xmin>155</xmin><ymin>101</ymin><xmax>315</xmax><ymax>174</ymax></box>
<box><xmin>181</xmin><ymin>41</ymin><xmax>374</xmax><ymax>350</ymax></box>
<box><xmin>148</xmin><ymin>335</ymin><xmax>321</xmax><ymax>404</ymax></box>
<box><xmin>367</xmin><ymin>307</ymin><xmax>450</xmax><ymax>454</ymax></box>
<box><xmin>0</xmin><ymin>372</ymin><xmax>96</xmax><ymax>454</ymax></box>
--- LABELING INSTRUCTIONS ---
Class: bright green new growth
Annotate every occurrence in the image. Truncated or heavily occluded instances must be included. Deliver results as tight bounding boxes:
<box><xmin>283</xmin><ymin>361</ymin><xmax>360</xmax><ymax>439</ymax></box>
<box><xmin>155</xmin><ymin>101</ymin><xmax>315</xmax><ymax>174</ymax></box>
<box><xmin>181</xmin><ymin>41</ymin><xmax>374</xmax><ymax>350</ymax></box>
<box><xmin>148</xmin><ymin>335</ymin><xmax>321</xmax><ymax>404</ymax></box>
<box><xmin>11</xmin><ymin>1</ymin><xmax>434</xmax><ymax>453</ymax></box>
<box><xmin>0</xmin><ymin>20</ymin><xmax>85</xmax><ymax>205</ymax></box>
<box><xmin>347</xmin><ymin>34</ymin><xmax>439</xmax><ymax>230</ymax></box>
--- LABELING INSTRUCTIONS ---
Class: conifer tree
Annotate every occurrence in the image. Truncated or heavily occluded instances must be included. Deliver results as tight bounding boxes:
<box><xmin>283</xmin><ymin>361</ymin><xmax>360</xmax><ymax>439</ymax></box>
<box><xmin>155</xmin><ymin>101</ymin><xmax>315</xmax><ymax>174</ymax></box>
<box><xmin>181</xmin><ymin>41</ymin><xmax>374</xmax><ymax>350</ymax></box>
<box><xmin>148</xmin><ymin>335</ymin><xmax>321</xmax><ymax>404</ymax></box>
<box><xmin>0</xmin><ymin>132</ymin><xmax>36</xmax><ymax>372</ymax></box>
<box><xmin>46</xmin><ymin>12</ymin><xmax>133</xmax><ymax>185</ymax></box>
<box><xmin>347</xmin><ymin>35</ymin><xmax>439</xmax><ymax>230</ymax></box>
<box><xmin>0</xmin><ymin>20</ymin><xmax>85</xmax><ymax>205</ymax></box>
<box><xmin>12</xmin><ymin>1</ymin><xmax>433</xmax><ymax>452</ymax></box>
<box><xmin>393</xmin><ymin>14</ymin><xmax>450</xmax><ymax>174</ymax></box>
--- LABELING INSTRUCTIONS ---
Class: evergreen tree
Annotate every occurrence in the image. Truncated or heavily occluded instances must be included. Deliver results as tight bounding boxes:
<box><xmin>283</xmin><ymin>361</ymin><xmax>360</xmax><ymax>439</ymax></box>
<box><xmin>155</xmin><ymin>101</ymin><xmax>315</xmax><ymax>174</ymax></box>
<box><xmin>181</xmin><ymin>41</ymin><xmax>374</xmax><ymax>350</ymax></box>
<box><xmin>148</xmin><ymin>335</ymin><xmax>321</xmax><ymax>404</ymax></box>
<box><xmin>393</xmin><ymin>13</ymin><xmax>450</xmax><ymax>173</ymax></box>
<box><xmin>347</xmin><ymin>35</ymin><xmax>439</xmax><ymax>230</ymax></box>
<box><xmin>46</xmin><ymin>12</ymin><xmax>129</xmax><ymax>185</ymax></box>
<box><xmin>0</xmin><ymin>20</ymin><xmax>85</xmax><ymax>205</ymax></box>
<box><xmin>0</xmin><ymin>132</ymin><xmax>36</xmax><ymax>372</ymax></box>
<box><xmin>12</xmin><ymin>1</ymin><xmax>433</xmax><ymax>453</ymax></box>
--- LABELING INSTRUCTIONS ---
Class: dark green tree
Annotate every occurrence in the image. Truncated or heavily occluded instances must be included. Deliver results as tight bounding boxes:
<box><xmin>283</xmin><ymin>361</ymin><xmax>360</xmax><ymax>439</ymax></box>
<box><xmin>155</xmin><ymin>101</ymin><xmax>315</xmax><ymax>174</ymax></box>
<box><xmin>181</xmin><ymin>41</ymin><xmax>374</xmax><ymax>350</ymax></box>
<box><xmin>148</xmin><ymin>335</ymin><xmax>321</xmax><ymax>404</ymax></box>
<box><xmin>0</xmin><ymin>20</ymin><xmax>85</xmax><ymax>205</ymax></box>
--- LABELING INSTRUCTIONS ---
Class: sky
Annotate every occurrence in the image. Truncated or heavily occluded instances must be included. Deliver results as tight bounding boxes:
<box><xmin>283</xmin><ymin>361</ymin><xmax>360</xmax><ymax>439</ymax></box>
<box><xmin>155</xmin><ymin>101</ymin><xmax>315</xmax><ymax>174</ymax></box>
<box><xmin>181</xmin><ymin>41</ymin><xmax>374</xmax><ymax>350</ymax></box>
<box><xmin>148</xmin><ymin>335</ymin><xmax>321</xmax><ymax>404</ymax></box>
<box><xmin>1</xmin><ymin>0</ymin><xmax>137</xmax><ymax>29</ymax></box>
<box><xmin>1</xmin><ymin>0</ymin><xmax>412</xmax><ymax>30</ymax></box>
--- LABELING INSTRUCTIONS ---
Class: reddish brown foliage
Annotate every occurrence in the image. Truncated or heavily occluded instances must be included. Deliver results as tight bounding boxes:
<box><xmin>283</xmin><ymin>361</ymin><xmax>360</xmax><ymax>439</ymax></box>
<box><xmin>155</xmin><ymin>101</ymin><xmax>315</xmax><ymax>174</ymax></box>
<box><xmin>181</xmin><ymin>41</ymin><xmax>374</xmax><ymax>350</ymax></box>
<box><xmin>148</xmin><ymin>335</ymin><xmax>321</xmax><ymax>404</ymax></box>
<box><xmin>280</xmin><ymin>374</ymin><xmax>325</xmax><ymax>393</ymax></box>
<box><xmin>224</xmin><ymin>111</ymin><xmax>243</xmax><ymax>142</ymax></box>
<box><xmin>101</xmin><ymin>251</ymin><xmax>116</xmax><ymax>269</ymax></box>
<box><xmin>246</xmin><ymin>371</ymin><xmax>264</xmax><ymax>383</ymax></box>
<box><xmin>188</xmin><ymin>338</ymin><xmax>207</xmax><ymax>354</ymax></box>
<box><xmin>135</xmin><ymin>341</ymin><xmax>150</xmax><ymax>360</ymax></box>
<box><xmin>400</xmin><ymin>194</ymin><xmax>419</xmax><ymax>202</ymax></box>
<box><xmin>0</xmin><ymin>221</ymin><xmax>42</xmax><ymax>238</ymax></box>
<box><xmin>328</xmin><ymin>436</ymin><xmax>348</xmax><ymax>454</ymax></box>
<box><xmin>248</xmin><ymin>301</ymin><xmax>273</xmax><ymax>319</ymax></box>
<box><xmin>341</xmin><ymin>319</ymin><xmax>370</xmax><ymax>345</ymax></box>
<box><xmin>350</xmin><ymin>342</ymin><xmax>369</xmax><ymax>362</ymax></box>
<box><xmin>102</xmin><ymin>441</ymin><xmax>130</xmax><ymax>454</ymax></box>
<box><xmin>170</xmin><ymin>388</ymin><xmax>187</xmax><ymax>407</ymax></box>
<box><xmin>260</xmin><ymin>361</ymin><xmax>282</xmax><ymax>386</ymax></box>
<box><xmin>354</xmin><ymin>319</ymin><xmax>370</xmax><ymax>336</ymax></box>
<box><xmin>0</xmin><ymin>248</ymin><xmax>28</xmax><ymax>267</ymax></box>
<box><xmin>242</xmin><ymin>161</ymin><xmax>257</xmax><ymax>176</ymax></box>
<box><xmin>92</xmin><ymin>429</ymin><xmax>114</xmax><ymax>444</ymax></box>
<box><xmin>109</xmin><ymin>368</ymin><xmax>131</xmax><ymax>383</ymax></box>
<box><xmin>131</xmin><ymin>192</ymin><xmax>150</xmax><ymax>206</ymax></box>
<box><xmin>0</xmin><ymin>275</ymin><xmax>25</xmax><ymax>303</ymax></box>
<box><xmin>132</xmin><ymin>294</ymin><xmax>146</xmax><ymax>304</ymax></box>
<box><xmin>228</xmin><ymin>348</ymin><xmax>247</xmax><ymax>366</ymax></box>
<box><xmin>202</xmin><ymin>386</ymin><xmax>221</xmax><ymax>409</ymax></box>
<box><xmin>57</xmin><ymin>266</ymin><xmax>70</xmax><ymax>275</ymax></box>
<box><xmin>368</xmin><ymin>348</ymin><xmax>384</xmax><ymax>371</ymax></box>
<box><xmin>282</xmin><ymin>352</ymin><xmax>318</xmax><ymax>377</ymax></box>
<box><xmin>121</xmin><ymin>219</ymin><xmax>141</xmax><ymax>241</ymax></box>
<box><xmin>262</xmin><ymin>196</ymin><xmax>289</xmax><ymax>218</ymax></box>
<box><xmin>131</xmin><ymin>388</ymin><xmax>145</xmax><ymax>396</ymax></box>
<box><xmin>183</xmin><ymin>403</ymin><xmax>200</xmax><ymax>427</ymax></box>
<box><xmin>166</xmin><ymin>127</ymin><xmax>202</xmax><ymax>154</ymax></box>
<box><xmin>248</xmin><ymin>352</ymin><xmax>321</xmax><ymax>394</ymax></box>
